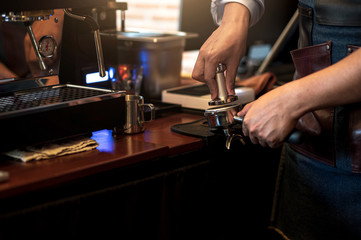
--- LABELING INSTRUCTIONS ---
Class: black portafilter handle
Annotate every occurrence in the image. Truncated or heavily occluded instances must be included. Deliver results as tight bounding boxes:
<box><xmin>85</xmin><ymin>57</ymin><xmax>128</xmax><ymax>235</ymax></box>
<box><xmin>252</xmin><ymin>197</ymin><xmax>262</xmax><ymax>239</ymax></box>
<box><xmin>233</xmin><ymin>116</ymin><xmax>303</xmax><ymax>145</ymax></box>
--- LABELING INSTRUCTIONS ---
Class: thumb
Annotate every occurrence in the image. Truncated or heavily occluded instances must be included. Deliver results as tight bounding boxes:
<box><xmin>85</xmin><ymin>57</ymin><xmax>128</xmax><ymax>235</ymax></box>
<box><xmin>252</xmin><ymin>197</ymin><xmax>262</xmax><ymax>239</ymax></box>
<box><xmin>238</xmin><ymin>102</ymin><xmax>253</xmax><ymax>137</ymax></box>
<box><xmin>238</xmin><ymin>102</ymin><xmax>253</xmax><ymax>117</ymax></box>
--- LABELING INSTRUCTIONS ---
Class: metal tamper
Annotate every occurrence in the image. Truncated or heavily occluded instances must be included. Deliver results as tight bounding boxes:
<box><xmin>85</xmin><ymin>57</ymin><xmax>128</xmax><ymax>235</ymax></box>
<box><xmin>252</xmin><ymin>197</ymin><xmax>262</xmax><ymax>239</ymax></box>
<box><xmin>208</xmin><ymin>63</ymin><xmax>238</xmax><ymax>106</ymax></box>
<box><xmin>205</xmin><ymin>63</ymin><xmax>245</xmax><ymax>149</ymax></box>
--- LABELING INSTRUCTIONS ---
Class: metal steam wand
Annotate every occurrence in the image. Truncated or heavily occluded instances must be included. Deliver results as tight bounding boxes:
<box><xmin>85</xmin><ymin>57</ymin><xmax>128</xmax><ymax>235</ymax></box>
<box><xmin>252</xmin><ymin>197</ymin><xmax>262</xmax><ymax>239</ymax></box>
<box><xmin>64</xmin><ymin>9</ymin><xmax>106</xmax><ymax>78</ymax></box>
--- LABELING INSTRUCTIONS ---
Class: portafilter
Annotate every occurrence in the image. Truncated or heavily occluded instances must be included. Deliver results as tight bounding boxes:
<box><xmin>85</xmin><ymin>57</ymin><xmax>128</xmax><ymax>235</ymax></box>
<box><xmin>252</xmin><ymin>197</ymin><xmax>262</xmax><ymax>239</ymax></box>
<box><xmin>204</xmin><ymin>63</ymin><xmax>245</xmax><ymax>149</ymax></box>
<box><xmin>204</xmin><ymin>64</ymin><xmax>302</xmax><ymax>149</ymax></box>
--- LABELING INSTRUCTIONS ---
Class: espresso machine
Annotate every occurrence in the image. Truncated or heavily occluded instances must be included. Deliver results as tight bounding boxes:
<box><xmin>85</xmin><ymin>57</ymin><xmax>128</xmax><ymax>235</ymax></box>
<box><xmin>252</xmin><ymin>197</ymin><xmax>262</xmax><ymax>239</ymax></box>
<box><xmin>0</xmin><ymin>0</ymin><xmax>127</xmax><ymax>151</ymax></box>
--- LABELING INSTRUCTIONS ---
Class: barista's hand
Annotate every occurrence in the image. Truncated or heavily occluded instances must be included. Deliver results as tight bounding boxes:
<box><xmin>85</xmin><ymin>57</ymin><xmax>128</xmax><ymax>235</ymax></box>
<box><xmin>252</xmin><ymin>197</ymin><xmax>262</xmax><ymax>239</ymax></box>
<box><xmin>239</xmin><ymin>47</ymin><xmax>361</xmax><ymax>148</ymax></box>
<box><xmin>192</xmin><ymin>3</ymin><xmax>249</xmax><ymax>99</ymax></box>
<box><xmin>24</xmin><ymin>9</ymin><xmax>64</xmax><ymax>77</ymax></box>
<box><xmin>238</xmin><ymin>85</ymin><xmax>300</xmax><ymax>148</ymax></box>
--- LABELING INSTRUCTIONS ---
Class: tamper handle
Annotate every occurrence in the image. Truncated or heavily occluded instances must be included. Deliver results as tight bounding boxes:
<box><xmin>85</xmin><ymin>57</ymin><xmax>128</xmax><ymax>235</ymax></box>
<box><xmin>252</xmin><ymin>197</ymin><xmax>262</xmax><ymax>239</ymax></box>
<box><xmin>216</xmin><ymin>64</ymin><xmax>227</xmax><ymax>102</ymax></box>
<box><xmin>233</xmin><ymin>116</ymin><xmax>303</xmax><ymax>144</ymax></box>
<box><xmin>208</xmin><ymin>64</ymin><xmax>238</xmax><ymax>105</ymax></box>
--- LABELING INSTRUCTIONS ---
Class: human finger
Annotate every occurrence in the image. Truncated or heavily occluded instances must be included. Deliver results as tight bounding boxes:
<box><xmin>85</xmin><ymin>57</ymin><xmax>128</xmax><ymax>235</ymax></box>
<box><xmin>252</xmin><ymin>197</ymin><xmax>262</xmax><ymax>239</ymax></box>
<box><xmin>204</xmin><ymin>58</ymin><xmax>219</xmax><ymax>100</ymax></box>
<box><xmin>192</xmin><ymin>54</ymin><xmax>205</xmax><ymax>82</ymax></box>
<box><xmin>224</xmin><ymin>65</ymin><xmax>237</xmax><ymax>96</ymax></box>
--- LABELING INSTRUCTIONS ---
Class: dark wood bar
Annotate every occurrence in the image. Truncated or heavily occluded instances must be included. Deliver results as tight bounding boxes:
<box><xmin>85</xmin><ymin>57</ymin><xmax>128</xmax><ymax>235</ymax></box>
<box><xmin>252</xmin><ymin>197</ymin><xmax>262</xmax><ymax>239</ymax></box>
<box><xmin>0</xmin><ymin>110</ymin><xmax>281</xmax><ymax>239</ymax></box>
<box><xmin>0</xmin><ymin>112</ymin><xmax>204</xmax><ymax>199</ymax></box>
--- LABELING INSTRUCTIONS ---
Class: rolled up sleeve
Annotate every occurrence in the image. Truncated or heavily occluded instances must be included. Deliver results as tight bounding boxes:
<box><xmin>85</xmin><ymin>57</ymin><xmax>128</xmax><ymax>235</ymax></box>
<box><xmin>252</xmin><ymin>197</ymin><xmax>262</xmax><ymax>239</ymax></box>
<box><xmin>211</xmin><ymin>0</ymin><xmax>265</xmax><ymax>27</ymax></box>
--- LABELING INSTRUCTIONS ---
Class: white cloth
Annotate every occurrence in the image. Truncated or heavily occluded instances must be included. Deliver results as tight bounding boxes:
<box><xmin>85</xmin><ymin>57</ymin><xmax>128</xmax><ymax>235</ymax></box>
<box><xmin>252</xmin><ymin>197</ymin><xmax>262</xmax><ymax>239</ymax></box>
<box><xmin>211</xmin><ymin>0</ymin><xmax>265</xmax><ymax>27</ymax></box>
<box><xmin>4</xmin><ymin>137</ymin><xmax>98</xmax><ymax>162</ymax></box>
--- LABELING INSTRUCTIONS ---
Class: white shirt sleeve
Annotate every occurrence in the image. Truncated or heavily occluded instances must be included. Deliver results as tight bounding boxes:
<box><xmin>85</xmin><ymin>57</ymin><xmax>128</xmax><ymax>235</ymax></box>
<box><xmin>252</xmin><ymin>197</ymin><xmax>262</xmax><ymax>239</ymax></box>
<box><xmin>211</xmin><ymin>0</ymin><xmax>265</xmax><ymax>27</ymax></box>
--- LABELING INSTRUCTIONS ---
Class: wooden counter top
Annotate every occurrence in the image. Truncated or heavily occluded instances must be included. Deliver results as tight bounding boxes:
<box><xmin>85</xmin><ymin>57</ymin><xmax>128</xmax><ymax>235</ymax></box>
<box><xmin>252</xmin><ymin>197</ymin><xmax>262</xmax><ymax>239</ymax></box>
<box><xmin>0</xmin><ymin>112</ymin><xmax>204</xmax><ymax>199</ymax></box>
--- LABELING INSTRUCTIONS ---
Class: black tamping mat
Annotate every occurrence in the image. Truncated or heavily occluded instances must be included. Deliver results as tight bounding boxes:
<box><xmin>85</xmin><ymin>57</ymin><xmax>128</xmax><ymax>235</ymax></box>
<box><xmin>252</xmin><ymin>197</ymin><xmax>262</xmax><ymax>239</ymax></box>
<box><xmin>171</xmin><ymin>118</ymin><xmax>218</xmax><ymax>145</ymax></box>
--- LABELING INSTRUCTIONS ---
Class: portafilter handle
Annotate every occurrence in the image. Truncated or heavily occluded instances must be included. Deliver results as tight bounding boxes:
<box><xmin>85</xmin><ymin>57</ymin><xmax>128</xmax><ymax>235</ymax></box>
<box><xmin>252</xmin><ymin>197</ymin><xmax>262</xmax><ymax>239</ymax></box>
<box><xmin>233</xmin><ymin>116</ymin><xmax>304</xmax><ymax>145</ymax></box>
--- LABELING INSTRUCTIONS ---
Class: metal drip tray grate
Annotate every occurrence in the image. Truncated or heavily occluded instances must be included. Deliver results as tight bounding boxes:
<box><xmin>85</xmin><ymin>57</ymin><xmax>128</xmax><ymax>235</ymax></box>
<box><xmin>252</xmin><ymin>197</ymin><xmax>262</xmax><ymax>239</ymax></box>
<box><xmin>0</xmin><ymin>84</ymin><xmax>114</xmax><ymax>113</ymax></box>
<box><xmin>0</xmin><ymin>84</ymin><xmax>125</xmax><ymax>151</ymax></box>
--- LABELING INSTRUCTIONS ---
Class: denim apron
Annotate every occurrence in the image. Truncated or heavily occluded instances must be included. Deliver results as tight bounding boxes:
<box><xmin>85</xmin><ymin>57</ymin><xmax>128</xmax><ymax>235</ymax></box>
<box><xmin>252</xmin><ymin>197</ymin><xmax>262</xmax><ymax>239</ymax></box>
<box><xmin>270</xmin><ymin>0</ymin><xmax>361</xmax><ymax>239</ymax></box>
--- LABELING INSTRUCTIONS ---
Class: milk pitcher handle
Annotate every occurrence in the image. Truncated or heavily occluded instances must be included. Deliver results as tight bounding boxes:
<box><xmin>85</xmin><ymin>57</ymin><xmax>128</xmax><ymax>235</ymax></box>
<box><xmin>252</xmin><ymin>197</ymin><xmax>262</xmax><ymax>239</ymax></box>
<box><xmin>141</xmin><ymin>103</ymin><xmax>155</xmax><ymax>122</ymax></box>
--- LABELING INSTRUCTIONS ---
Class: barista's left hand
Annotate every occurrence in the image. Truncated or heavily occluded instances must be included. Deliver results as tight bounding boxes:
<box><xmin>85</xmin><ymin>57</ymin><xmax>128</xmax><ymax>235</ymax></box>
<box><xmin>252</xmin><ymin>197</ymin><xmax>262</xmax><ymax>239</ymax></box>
<box><xmin>238</xmin><ymin>86</ymin><xmax>299</xmax><ymax>148</ymax></box>
<box><xmin>24</xmin><ymin>9</ymin><xmax>64</xmax><ymax>77</ymax></box>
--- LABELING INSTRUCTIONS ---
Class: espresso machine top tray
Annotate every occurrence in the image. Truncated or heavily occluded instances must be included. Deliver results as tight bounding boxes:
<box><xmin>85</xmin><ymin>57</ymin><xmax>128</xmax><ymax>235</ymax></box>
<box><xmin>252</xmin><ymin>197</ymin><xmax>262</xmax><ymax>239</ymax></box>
<box><xmin>0</xmin><ymin>84</ymin><xmax>122</xmax><ymax>119</ymax></box>
<box><xmin>0</xmin><ymin>84</ymin><xmax>126</xmax><ymax>151</ymax></box>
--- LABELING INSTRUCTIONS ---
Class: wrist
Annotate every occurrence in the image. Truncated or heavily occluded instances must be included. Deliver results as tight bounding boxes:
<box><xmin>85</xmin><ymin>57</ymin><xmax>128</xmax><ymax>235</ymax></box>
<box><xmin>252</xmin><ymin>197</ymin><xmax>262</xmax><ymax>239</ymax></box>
<box><xmin>280</xmin><ymin>80</ymin><xmax>313</xmax><ymax>120</ymax></box>
<box><xmin>221</xmin><ymin>2</ymin><xmax>250</xmax><ymax>28</ymax></box>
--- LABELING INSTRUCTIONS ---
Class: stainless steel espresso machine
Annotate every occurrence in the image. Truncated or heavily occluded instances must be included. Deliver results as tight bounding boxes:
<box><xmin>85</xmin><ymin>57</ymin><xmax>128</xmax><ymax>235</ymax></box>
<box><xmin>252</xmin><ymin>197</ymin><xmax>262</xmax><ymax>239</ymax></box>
<box><xmin>0</xmin><ymin>0</ymin><xmax>127</xmax><ymax>151</ymax></box>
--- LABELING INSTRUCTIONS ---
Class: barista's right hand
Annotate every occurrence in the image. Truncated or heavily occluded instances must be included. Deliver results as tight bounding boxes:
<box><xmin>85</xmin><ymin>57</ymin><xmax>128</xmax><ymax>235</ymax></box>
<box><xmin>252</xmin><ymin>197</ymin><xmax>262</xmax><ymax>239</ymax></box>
<box><xmin>192</xmin><ymin>3</ymin><xmax>250</xmax><ymax>99</ymax></box>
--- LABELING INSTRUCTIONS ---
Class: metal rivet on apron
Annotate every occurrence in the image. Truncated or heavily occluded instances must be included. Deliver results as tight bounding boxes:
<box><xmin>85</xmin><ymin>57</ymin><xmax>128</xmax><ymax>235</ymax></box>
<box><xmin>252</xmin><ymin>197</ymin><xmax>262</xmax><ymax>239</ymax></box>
<box><xmin>348</xmin><ymin>47</ymin><xmax>352</xmax><ymax>53</ymax></box>
<box><xmin>326</xmin><ymin>44</ymin><xmax>330</xmax><ymax>50</ymax></box>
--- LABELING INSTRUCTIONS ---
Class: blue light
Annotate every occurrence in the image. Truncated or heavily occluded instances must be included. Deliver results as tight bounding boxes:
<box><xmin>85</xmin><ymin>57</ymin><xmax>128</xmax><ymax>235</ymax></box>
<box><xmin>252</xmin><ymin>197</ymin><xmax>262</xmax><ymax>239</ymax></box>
<box><xmin>109</xmin><ymin>67</ymin><xmax>115</xmax><ymax>79</ymax></box>
<box><xmin>91</xmin><ymin>129</ymin><xmax>114</xmax><ymax>153</ymax></box>
<box><xmin>85</xmin><ymin>71</ymin><xmax>109</xmax><ymax>84</ymax></box>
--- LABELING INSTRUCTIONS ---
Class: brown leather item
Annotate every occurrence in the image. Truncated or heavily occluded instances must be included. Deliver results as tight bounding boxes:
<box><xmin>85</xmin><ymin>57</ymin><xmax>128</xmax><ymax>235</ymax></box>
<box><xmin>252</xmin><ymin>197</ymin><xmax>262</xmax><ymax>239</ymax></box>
<box><xmin>295</xmin><ymin>112</ymin><xmax>321</xmax><ymax>136</ymax></box>
<box><xmin>349</xmin><ymin>105</ymin><xmax>361</xmax><ymax>172</ymax></box>
<box><xmin>347</xmin><ymin>46</ymin><xmax>361</xmax><ymax>172</ymax></box>
<box><xmin>235</xmin><ymin>72</ymin><xmax>277</xmax><ymax>98</ymax></box>
<box><xmin>290</xmin><ymin>41</ymin><xmax>335</xmax><ymax>166</ymax></box>
<box><xmin>347</xmin><ymin>45</ymin><xmax>360</xmax><ymax>55</ymax></box>
<box><xmin>290</xmin><ymin>41</ymin><xmax>332</xmax><ymax>79</ymax></box>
